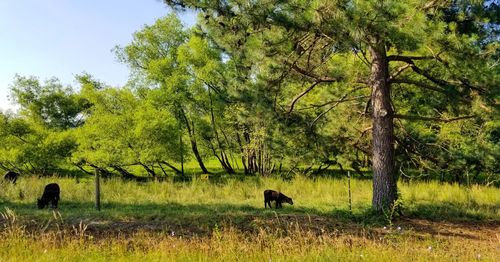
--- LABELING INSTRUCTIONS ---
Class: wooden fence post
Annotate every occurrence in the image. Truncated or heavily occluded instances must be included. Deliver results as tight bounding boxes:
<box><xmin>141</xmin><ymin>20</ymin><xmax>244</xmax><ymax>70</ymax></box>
<box><xmin>180</xmin><ymin>121</ymin><xmax>184</xmax><ymax>176</ymax></box>
<box><xmin>348</xmin><ymin>171</ymin><xmax>352</xmax><ymax>212</ymax></box>
<box><xmin>95</xmin><ymin>168</ymin><xmax>101</xmax><ymax>211</ymax></box>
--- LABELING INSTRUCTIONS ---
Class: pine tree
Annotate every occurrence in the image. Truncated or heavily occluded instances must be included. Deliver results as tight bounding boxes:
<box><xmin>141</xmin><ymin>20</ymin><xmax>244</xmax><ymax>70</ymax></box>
<box><xmin>163</xmin><ymin>0</ymin><xmax>499</xmax><ymax>210</ymax></box>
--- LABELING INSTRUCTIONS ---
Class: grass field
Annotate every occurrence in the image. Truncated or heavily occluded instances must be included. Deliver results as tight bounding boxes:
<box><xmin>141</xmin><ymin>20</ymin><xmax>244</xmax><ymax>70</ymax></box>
<box><xmin>0</xmin><ymin>176</ymin><xmax>499</xmax><ymax>261</ymax></box>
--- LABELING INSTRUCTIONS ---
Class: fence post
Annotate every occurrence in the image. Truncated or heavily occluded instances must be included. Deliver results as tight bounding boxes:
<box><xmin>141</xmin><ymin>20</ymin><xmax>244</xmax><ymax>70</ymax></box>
<box><xmin>179</xmin><ymin>121</ymin><xmax>184</xmax><ymax>176</ymax></box>
<box><xmin>348</xmin><ymin>171</ymin><xmax>352</xmax><ymax>212</ymax></box>
<box><xmin>95</xmin><ymin>168</ymin><xmax>101</xmax><ymax>211</ymax></box>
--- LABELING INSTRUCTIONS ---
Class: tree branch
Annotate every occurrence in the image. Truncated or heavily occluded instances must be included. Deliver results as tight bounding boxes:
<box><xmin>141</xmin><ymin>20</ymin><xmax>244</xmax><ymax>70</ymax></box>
<box><xmin>387</xmin><ymin>55</ymin><xmax>435</xmax><ymax>63</ymax></box>
<box><xmin>159</xmin><ymin>160</ymin><xmax>182</xmax><ymax>174</ymax></box>
<box><xmin>363</xmin><ymin>98</ymin><xmax>372</xmax><ymax>116</ymax></box>
<box><xmin>389</xmin><ymin>64</ymin><xmax>411</xmax><ymax>80</ymax></box>
<box><xmin>305</xmin><ymin>95</ymin><xmax>369</xmax><ymax>109</ymax></box>
<box><xmin>310</xmin><ymin>92</ymin><xmax>360</xmax><ymax>126</ymax></box>
<box><xmin>284</xmin><ymin>61</ymin><xmax>343</xmax><ymax>83</ymax></box>
<box><xmin>408</xmin><ymin>63</ymin><xmax>451</xmax><ymax>88</ymax></box>
<box><xmin>421</xmin><ymin>0</ymin><xmax>447</xmax><ymax>11</ymax></box>
<box><xmin>391</xmin><ymin>56</ymin><xmax>486</xmax><ymax>95</ymax></box>
<box><xmin>287</xmin><ymin>81</ymin><xmax>320</xmax><ymax>113</ymax></box>
<box><xmin>386</xmin><ymin>53</ymin><xmax>449</xmax><ymax>87</ymax></box>
<box><xmin>391</xmin><ymin>78</ymin><xmax>471</xmax><ymax>103</ymax></box>
<box><xmin>391</xmin><ymin>78</ymin><xmax>447</xmax><ymax>93</ymax></box>
<box><xmin>394</xmin><ymin>114</ymin><xmax>475</xmax><ymax>122</ymax></box>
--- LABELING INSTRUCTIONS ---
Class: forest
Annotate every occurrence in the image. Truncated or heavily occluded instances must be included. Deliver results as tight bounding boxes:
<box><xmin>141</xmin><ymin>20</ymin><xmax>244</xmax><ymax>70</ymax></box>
<box><xmin>0</xmin><ymin>0</ymin><xmax>499</xmax><ymax>261</ymax></box>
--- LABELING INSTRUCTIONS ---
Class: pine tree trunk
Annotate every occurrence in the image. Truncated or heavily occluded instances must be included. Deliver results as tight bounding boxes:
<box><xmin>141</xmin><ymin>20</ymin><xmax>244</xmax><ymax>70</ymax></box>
<box><xmin>369</xmin><ymin>44</ymin><xmax>397</xmax><ymax>211</ymax></box>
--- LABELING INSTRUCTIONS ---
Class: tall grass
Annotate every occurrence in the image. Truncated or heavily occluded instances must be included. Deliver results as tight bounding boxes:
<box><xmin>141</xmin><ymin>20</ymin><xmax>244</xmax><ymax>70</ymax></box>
<box><xmin>0</xmin><ymin>215</ymin><xmax>497</xmax><ymax>262</ymax></box>
<box><xmin>0</xmin><ymin>176</ymin><xmax>498</xmax><ymax>222</ymax></box>
<box><xmin>1</xmin><ymin>176</ymin><xmax>498</xmax><ymax>261</ymax></box>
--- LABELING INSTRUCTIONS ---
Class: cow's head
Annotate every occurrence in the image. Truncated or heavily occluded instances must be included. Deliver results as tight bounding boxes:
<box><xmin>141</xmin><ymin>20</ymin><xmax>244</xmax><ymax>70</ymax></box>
<box><xmin>37</xmin><ymin>198</ymin><xmax>46</xmax><ymax>209</ymax></box>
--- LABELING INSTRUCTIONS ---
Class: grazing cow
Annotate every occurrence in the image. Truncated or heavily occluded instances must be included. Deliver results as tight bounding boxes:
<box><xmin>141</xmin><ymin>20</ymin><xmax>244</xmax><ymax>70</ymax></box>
<box><xmin>37</xmin><ymin>183</ymin><xmax>60</xmax><ymax>209</ymax></box>
<box><xmin>3</xmin><ymin>171</ymin><xmax>19</xmax><ymax>184</ymax></box>
<box><xmin>264</xmin><ymin>189</ymin><xmax>293</xmax><ymax>209</ymax></box>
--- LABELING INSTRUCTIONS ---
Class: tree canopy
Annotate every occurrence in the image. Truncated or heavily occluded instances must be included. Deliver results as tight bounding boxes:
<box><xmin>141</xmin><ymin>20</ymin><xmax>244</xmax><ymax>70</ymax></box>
<box><xmin>162</xmin><ymin>0</ymin><xmax>499</xmax><ymax>209</ymax></box>
<box><xmin>0</xmin><ymin>1</ymin><xmax>498</xmax><ymax>211</ymax></box>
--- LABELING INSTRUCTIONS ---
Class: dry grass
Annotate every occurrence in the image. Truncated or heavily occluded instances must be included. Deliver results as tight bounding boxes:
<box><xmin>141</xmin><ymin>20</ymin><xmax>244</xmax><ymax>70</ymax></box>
<box><xmin>0</xmin><ymin>176</ymin><xmax>499</xmax><ymax>261</ymax></box>
<box><xmin>0</xmin><ymin>215</ymin><xmax>498</xmax><ymax>262</ymax></box>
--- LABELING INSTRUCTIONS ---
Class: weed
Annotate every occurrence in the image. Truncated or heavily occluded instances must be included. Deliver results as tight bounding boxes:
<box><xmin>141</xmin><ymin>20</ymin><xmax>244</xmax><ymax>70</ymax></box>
<box><xmin>383</xmin><ymin>198</ymin><xmax>405</xmax><ymax>227</ymax></box>
<box><xmin>1</xmin><ymin>208</ymin><xmax>26</xmax><ymax>238</ymax></box>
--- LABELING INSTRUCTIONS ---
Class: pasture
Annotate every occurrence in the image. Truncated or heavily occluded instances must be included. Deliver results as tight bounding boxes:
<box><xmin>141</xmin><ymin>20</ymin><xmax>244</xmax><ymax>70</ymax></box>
<box><xmin>0</xmin><ymin>176</ymin><xmax>498</xmax><ymax>261</ymax></box>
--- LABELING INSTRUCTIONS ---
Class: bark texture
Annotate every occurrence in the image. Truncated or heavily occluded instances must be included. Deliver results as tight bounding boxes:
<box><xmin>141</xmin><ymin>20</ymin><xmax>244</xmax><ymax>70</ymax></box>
<box><xmin>370</xmin><ymin>44</ymin><xmax>398</xmax><ymax>211</ymax></box>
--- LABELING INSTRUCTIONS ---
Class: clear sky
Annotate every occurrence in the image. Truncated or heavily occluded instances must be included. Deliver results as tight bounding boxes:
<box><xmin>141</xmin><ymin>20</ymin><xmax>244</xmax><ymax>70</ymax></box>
<box><xmin>0</xmin><ymin>0</ymin><xmax>196</xmax><ymax>111</ymax></box>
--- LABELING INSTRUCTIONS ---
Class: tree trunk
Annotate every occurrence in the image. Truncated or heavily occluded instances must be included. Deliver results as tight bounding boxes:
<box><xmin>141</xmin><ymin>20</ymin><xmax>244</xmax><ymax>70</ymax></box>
<box><xmin>370</xmin><ymin>44</ymin><xmax>397</xmax><ymax>211</ymax></box>
<box><xmin>189</xmin><ymin>134</ymin><xmax>209</xmax><ymax>174</ymax></box>
<box><xmin>208</xmin><ymin>88</ymin><xmax>235</xmax><ymax>174</ymax></box>
<box><xmin>88</xmin><ymin>163</ymin><xmax>113</xmax><ymax>178</ymax></box>
<box><xmin>74</xmin><ymin>162</ymin><xmax>93</xmax><ymax>175</ymax></box>
<box><xmin>139</xmin><ymin>162</ymin><xmax>157</xmax><ymax>177</ymax></box>
<box><xmin>160</xmin><ymin>160</ymin><xmax>182</xmax><ymax>174</ymax></box>
<box><xmin>236</xmin><ymin>133</ymin><xmax>248</xmax><ymax>174</ymax></box>
<box><xmin>111</xmin><ymin>165</ymin><xmax>137</xmax><ymax>179</ymax></box>
<box><xmin>180</xmin><ymin>108</ymin><xmax>209</xmax><ymax>174</ymax></box>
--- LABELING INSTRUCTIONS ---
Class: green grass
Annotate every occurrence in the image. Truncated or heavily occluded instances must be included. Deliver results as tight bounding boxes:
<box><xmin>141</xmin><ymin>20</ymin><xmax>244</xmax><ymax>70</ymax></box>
<box><xmin>0</xmin><ymin>176</ymin><xmax>499</xmax><ymax>261</ymax></box>
<box><xmin>1</xmin><ymin>176</ymin><xmax>498</xmax><ymax>222</ymax></box>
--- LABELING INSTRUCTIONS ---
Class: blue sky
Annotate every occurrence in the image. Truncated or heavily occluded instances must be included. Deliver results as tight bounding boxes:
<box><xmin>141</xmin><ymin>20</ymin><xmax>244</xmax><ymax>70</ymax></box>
<box><xmin>0</xmin><ymin>0</ymin><xmax>196</xmax><ymax>111</ymax></box>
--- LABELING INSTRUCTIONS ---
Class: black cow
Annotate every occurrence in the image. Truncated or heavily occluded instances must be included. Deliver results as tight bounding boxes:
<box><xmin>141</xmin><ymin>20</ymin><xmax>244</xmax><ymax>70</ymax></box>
<box><xmin>264</xmin><ymin>189</ymin><xmax>293</xmax><ymax>209</ymax></box>
<box><xmin>3</xmin><ymin>171</ymin><xmax>19</xmax><ymax>184</ymax></box>
<box><xmin>37</xmin><ymin>183</ymin><xmax>60</xmax><ymax>209</ymax></box>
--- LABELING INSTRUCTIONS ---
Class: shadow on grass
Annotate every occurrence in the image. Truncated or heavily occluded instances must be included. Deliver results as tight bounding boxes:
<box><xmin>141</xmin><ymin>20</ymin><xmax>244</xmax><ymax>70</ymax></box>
<box><xmin>1</xmin><ymin>200</ymin><xmax>498</xmax><ymax>241</ymax></box>
<box><xmin>1</xmin><ymin>199</ymin><xmax>496</xmax><ymax>226</ymax></box>
<box><xmin>2</xmin><ymin>200</ymin><xmax>330</xmax><ymax>220</ymax></box>
<box><xmin>404</xmin><ymin>202</ymin><xmax>499</xmax><ymax>222</ymax></box>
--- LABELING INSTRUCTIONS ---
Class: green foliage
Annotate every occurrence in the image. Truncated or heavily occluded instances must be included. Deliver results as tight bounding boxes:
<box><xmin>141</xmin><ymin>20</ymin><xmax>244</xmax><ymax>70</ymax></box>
<box><xmin>1</xmin><ymin>2</ymin><xmax>498</xmax><ymax>188</ymax></box>
<box><xmin>0</xmin><ymin>2</ymin><xmax>499</xmax><ymax>259</ymax></box>
<box><xmin>10</xmin><ymin>75</ymin><xmax>88</xmax><ymax>129</ymax></box>
<box><xmin>74</xmin><ymin>81</ymin><xmax>183</xmax><ymax>176</ymax></box>
<box><xmin>0</xmin><ymin>112</ymin><xmax>77</xmax><ymax>175</ymax></box>
<box><xmin>161</xmin><ymin>0</ymin><xmax>499</xmax><ymax>185</ymax></box>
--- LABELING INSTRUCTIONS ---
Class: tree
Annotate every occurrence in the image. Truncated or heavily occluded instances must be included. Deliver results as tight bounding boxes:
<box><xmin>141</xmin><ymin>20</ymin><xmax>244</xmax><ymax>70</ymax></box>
<box><xmin>0</xmin><ymin>76</ymin><xmax>84</xmax><ymax>175</ymax></box>
<box><xmin>74</xmin><ymin>79</ymin><xmax>183</xmax><ymax>178</ymax></box>
<box><xmin>116</xmin><ymin>14</ymin><xmax>213</xmax><ymax>174</ymax></box>
<box><xmin>116</xmin><ymin>14</ymin><xmax>259</xmax><ymax>174</ymax></box>
<box><xmin>163</xmin><ymin>0</ymin><xmax>499</xmax><ymax>210</ymax></box>
<box><xmin>10</xmin><ymin>75</ymin><xmax>88</xmax><ymax>129</ymax></box>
